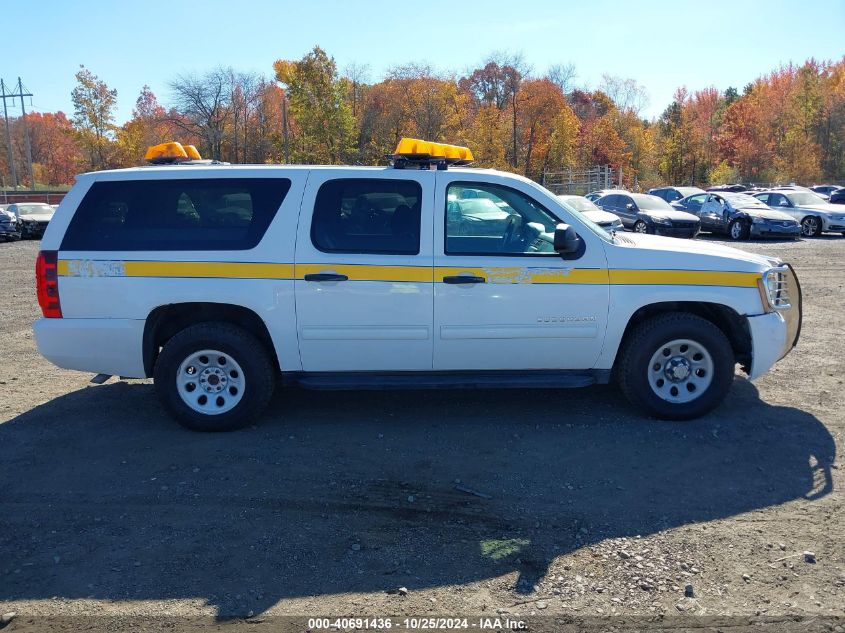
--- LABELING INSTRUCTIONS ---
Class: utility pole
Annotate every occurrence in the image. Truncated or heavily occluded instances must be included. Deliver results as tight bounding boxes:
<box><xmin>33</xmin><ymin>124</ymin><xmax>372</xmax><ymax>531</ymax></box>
<box><xmin>1</xmin><ymin>79</ymin><xmax>17</xmax><ymax>189</ymax></box>
<box><xmin>0</xmin><ymin>78</ymin><xmax>34</xmax><ymax>190</ymax></box>
<box><xmin>17</xmin><ymin>78</ymin><xmax>34</xmax><ymax>190</ymax></box>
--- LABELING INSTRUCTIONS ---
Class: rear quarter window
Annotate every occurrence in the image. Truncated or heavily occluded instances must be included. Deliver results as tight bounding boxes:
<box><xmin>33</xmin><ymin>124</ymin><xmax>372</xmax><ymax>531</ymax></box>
<box><xmin>60</xmin><ymin>178</ymin><xmax>291</xmax><ymax>251</ymax></box>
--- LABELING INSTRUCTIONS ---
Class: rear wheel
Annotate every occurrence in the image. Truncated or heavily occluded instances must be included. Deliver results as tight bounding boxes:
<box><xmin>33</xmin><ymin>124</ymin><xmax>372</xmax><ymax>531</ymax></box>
<box><xmin>633</xmin><ymin>220</ymin><xmax>651</xmax><ymax>234</ymax></box>
<box><xmin>617</xmin><ymin>313</ymin><xmax>735</xmax><ymax>420</ymax></box>
<box><xmin>154</xmin><ymin>322</ymin><xmax>275</xmax><ymax>431</ymax></box>
<box><xmin>728</xmin><ymin>219</ymin><xmax>749</xmax><ymax>241</ymax></box>
<box><xmin>801</xmin><ymin>216</ymin><xmax>822</xmax><ymax>237</ymax></box>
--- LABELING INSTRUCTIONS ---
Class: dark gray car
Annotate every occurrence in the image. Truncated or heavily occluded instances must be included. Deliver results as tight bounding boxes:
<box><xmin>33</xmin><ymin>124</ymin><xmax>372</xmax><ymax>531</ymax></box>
<box><xmin>596</xmin><ymin>192</ymin><xmax>700</xmax><ymax>238</ymax></box>
<box><xmin>696</xmin><ymin>192</ymin><xmax>800</xmax><ymax>240</ymax></box>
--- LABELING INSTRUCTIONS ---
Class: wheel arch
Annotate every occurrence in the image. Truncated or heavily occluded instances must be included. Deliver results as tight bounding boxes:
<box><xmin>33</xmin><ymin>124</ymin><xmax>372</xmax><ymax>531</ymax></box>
<box><xmin>143</xmin><ymin>302</ymin><xmax>278</xmax><ymax>377</ymax></box>
<box><xmin>614</xmin><ymin>301</ymin><xmax>752</xmax><ymax>373</ymax></box>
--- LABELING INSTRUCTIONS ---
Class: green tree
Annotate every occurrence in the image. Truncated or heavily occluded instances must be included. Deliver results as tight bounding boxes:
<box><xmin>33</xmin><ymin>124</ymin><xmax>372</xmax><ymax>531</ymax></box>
<box><xmin>71</xmin><ymin>65</ymin><xmax>117</xmax><ymax>169</ymax></box>
<box><xmin>273</xmin><ymin>46</ymin><xmax>355</xmax><ymax>164</ymax></box>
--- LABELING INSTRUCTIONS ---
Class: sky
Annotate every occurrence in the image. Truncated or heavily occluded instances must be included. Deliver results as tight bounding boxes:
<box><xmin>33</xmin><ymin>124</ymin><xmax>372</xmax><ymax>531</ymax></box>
<box><xmin>5</xmin><ymin>0</ymin><xmax>845</xmax><ymax>125</ymax></box>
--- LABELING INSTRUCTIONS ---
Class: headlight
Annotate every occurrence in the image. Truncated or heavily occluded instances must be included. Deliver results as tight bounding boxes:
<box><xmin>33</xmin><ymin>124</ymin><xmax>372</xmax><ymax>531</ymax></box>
<box><xmin>758</xmin><ymin>267</ymin><xmax>791</xmax><ymax>311</ymax></box>
<box><xmin>752</xmin><ymin>216</ymin><xmax>766</xmax><ymax>224</ymax></box>
<box><xmin>651</xmin><ymin>216</ymin><xmax>672</xmax><ymax>225</ymax></box>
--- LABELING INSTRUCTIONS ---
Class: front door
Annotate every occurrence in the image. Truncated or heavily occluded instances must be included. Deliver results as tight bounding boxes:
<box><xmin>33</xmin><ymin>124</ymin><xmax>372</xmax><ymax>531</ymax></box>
<box><xmin>698</xmin><ymin>195</ymin><xmax>725</xmax><ymax>231</ymax></box>
<box><xmin>433</xmin><ymin>174</ymin><xmax>610</xmax><ymax>371</ymax></box>
<box><xmin>294</xmin><ymin>171</ymin><xmax>435</xmax><ymax>371</ymax></box>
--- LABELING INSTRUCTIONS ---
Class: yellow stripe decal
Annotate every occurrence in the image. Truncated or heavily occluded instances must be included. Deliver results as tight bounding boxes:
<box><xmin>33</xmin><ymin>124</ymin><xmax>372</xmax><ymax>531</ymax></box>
<box><xmin>58</xmin><ymin>260</ymin><xmax>760</xmax><ymax>288</ymax></box>
<box><xmin>296</xmin><ymin>263</ymin><xmax>433</xmax><ymax>283</ymax></box>
<box><xmin>608</xmin><ymin>269</ymin><xmax>760</xmax><ymax>288</ymax></box>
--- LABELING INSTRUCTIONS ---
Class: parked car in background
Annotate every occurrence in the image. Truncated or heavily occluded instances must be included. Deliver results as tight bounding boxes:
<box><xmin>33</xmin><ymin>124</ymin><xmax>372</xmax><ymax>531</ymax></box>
<box><xmin>830</xmin><ymin>189</ymin><xmax>845</xmax><ymax>204</ymax></box>
<box><xmin>696</xmin><ymin>192</ymin><xmax>800</xmax><ymax>240</ymax></box>
<box><xmin>7</xmin><ymin>203</ymin><xmax>56</xmax><ymax>239</ymax></box>
<box><xmin>557</xmin><ymin>194</ymin><xmax>623</xmax><ymax>232</ymax></box>
<box><xmin>707</xmin><ymin>184</ymin><xmax>747</xmax><ymax>193</ymax></box>
<box><xmin>596</xmin><ymin>192</ymin><xmax>700</xmax><ymax>238</ymax></box>
<box><xmin>0</xmin><ymin>204</ymin><xmax>21</xmax><ymax>241</ymax></box>
<box><xmin>648</xmin><ymin>186</ymin><xmax>705</xmax><ymax>203</ymax></box>
<box><xmin>585</xmin><ymin>188</ymin><xmax>625</xmax><ymax>202</ymax></box>
<box><xmin>753</xmin><ymin>190</ymin><xmax>845</xmax><ymax>237</ymax></box>
<box><xmin>810</xmin><ymin>185</ymin><xmax>842</xmax><ymax>201</ymax></box>
<box><xmin>671</xmin><ymin>191</ymin><xmax>710</xmax><ymax>214</ymax></box>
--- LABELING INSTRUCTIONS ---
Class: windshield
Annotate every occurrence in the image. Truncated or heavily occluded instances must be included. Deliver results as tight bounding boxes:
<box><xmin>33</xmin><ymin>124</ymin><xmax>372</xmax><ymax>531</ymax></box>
<box><xmin>675</xmin><ymin>187</ymin><xmax>703</xmax><ymax>197</ymax></box>
<box><xmin>785</xmin><ymin>192</ymin><xmax>826</xmax><ymax>206</ymax></box>
<box><xmin>557</xmin><ymin>195</ymin><xmax>601</xmax><ymax>214</ymax></box>
<box><xmin>522</xmin><ymin>180</ymin><xmax>614</xmax><ymax>242</ymax></box>
<box><xmin>721</xmin><ymin>192</ymin><xmax>770</xmax><ymax>209</ymax></box>
<box><xmin>18</xmin><ymin>204</ymin><xmax>54</xmax><ymax>216</ymax></box>
<box><xmin>631</xmin><ymin>194</ymin><xmax>673</xmax><ymax>212</ymax></box>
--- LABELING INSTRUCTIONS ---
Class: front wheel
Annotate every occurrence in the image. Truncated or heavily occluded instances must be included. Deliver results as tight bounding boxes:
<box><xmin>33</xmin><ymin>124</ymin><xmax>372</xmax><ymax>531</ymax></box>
<box><xmin>154</xmin><ymin>322</ymin><xmax>275</xmax><ymax>431</ymax></box>
<box><xmin>728</xmin><ymin>219</ymin><xmax>749</xmax><ymax>241</ymax></box>
<box><xmin>633</xmin><ymin>220</ymin><xmax>651</xmax><ymax>234</ymax></box>
<box><xmin>617</xmin><ymin>312</ymin><xmax>735</xmax><ymax>420</ymax></box>
<box><xmin>801</xmin><ymin>216</ymin><xmax>822</xmax><ymax>237</ymax></box>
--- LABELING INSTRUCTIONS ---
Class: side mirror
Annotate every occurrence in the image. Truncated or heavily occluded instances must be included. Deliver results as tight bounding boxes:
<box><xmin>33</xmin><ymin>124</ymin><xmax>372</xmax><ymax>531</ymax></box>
<box><xmin>626</xmin><ymin>203</ymin><xmax>635</xmax><ymax>210</ymax></box>
<box><xmin>554</xmin><ymin>223</ymin><xmax>581</xmax><ymax>255</ymax></box>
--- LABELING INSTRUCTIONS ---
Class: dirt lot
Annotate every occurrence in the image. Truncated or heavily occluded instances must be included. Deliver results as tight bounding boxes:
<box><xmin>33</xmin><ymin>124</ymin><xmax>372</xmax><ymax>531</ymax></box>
<box><xmin>0</xmin><ymin>236</ymin><xmax>843</xmax><ymax>631</ymax></box>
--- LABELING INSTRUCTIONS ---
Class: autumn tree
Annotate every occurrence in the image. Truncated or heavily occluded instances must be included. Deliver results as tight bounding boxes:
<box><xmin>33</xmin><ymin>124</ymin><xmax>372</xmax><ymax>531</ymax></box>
<box><xmin>517</xmin><ymin>79</ymin><xmax>578</xmax><ymax>180</ymax></box>
<box><xmin>8</xmin><ymin>112</ymin><xmax>82</xmax><ymax>185</ymax></box>
<box><xmin>71</xmin><ymin>65</ymin><xmax>117</xmax><ymax>170</ymax></box>
<box><xmin>459</xmin><ymin>54</ymin><xmax>528</xmax><ymax>167</ymax></box>
<box><xmin>273</xmin><ymin>46</ymin><xmax>355</xmax><ymax>164</ymax></box>
<box><xmin>169</xmin><ymin>68</ymin><xmax>234</xmax><ymax>160</ymax></box>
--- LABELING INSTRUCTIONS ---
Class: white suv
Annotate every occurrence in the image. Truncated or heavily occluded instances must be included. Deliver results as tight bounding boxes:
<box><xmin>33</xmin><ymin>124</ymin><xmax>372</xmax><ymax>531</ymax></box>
<box><xmin>34</xmin><ymin>140</ymin><xmax>801</xmax><ymax>431</ymax></box>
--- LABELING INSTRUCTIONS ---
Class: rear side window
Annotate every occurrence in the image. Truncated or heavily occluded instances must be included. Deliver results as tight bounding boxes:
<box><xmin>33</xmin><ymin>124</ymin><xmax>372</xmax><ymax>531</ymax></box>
<box><xmin>311</xmin><ymin>179</ymin><xmax>421</xmax><ymax>254</ymax></box>
<box><xmin>61</xmin><ymin>178</ymin><xmax>291</xmax><ymax>251</ymax></box>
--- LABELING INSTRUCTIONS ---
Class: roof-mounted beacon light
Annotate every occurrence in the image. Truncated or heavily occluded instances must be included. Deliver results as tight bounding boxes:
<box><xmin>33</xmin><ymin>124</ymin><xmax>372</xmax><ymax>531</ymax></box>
<box><xmin>144</xmin><ymin>142</ymin><xmax>204</xmax><ymax>165</ymax></box>
<box><xmin>389</xmin><ymin>138</ymin><xmax>474</xmax><ymax>170</ymax></box>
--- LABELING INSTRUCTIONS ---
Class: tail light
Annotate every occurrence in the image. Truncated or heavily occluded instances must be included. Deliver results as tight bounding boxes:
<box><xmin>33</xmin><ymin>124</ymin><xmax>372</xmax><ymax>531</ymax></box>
<box><xmin>36</xmin><ymin>250</ymin><xmax>62</xmax><ymax>318</ymax></box>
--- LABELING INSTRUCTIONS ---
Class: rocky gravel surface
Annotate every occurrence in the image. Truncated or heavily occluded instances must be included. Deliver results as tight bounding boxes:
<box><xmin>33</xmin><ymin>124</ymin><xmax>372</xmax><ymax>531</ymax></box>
<box><xmin>0</xmin><ymin>236</ymin><xmax>842</xmax><ymax>632</ymax></box>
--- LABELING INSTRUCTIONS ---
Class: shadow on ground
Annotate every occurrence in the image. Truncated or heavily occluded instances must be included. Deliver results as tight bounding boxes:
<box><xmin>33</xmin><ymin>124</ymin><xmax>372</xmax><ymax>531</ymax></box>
<box><xmin>0</xmin><ymin>379</ymin><xmax>835</xmax><ymax>617</ymax></box>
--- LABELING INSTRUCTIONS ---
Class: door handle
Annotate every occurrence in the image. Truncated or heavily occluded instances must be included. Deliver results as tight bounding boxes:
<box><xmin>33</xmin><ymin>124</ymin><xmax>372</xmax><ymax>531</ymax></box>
<box><xmin>304</xmin><ymin>273</ymin><xmax>349</xmax><ymax>282</ymax></box>
<box><xmin>442</xmin><ymin>275</ymin><xmax>486</xmax><ymax>284</ymax></box>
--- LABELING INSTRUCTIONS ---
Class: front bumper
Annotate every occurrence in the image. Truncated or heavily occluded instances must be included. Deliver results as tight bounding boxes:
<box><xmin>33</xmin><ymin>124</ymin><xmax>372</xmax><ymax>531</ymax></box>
<box><xmin>747</xmin><ymin>265</ymin><xmax>802</xmax><ymax>379</ymax></box>
<box><xmin>750</xmin><ymin>222</ymin><xmax>801</xmax><ymax>238</ymax></box>
<box><xmin>654</xmin><ymin>225</ymin><xmax>699</xmax><ymax>239</ymax></box>
<box><xmin>0</xmin><ymin>226</ymin><xmax>20</xmax><ymax>239</ymax></box>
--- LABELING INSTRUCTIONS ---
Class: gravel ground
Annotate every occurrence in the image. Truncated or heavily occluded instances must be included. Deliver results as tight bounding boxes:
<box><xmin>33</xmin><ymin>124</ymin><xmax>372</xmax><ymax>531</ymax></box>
<box><xmin>0</xmin><ymin>236</ymin><xmax>842</xmax><ymax>631</ymax></box>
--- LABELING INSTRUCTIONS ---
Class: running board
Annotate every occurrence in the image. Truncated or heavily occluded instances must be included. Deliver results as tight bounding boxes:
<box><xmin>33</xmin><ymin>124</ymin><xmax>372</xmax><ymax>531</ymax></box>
<box><xmin>286</xmin><ymin>371</ymin><xmax>607</xmax><ymax>391</ymax></box>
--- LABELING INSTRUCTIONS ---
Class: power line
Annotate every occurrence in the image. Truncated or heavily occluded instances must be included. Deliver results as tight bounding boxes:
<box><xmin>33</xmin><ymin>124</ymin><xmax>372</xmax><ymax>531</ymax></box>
<box><xmin>1</xmin><ymin>78</ymin><xmax>35</xmax><ymax>190</ymax></box>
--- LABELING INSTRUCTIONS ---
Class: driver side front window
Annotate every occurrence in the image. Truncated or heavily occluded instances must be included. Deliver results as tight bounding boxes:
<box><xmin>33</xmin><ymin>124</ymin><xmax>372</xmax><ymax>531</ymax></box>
<box><xmin>445</xmin><ymin>182</ymin><xmax>560</xmax><ymax>256</ymax></box>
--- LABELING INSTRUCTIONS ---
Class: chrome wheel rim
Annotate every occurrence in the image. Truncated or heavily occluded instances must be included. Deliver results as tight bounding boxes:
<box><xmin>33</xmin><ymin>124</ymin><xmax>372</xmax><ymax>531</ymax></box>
<box><xmin>177</xmin><ymin>349</ymin><xmax>245</xmax><ymax>415</ymax></box>
<box><xmin>801</xmin><ymin>217</ymin><xmax>819</xmax><ymax>236</ymax></box>
<box><xmin>647</xmin><ymin>338</ymin><xmax>714</xmax><ymax>404</ymax></box>
<box><xmin>634</xmin><ymin>222</ymin><xmax>648</xmax><ymax>233</ymax></box>
<box><xmin>730</xmin><ymin>222</ymin><xmax>742</xmax><ymax>239</ymax></box>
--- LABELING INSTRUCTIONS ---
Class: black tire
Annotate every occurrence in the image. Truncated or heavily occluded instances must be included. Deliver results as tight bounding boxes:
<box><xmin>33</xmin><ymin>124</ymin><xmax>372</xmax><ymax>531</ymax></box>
<box><xmin>633</xmin><ymin>220</ymin><xmax>651</xmax><ymax>234</ymax></box>
<box><xmin>728</xmin><ymin>219</ymin><xmax>750</xmax><ymax>241</ymax></box>
<box><xmin>801</xmin><ymin>216</ymin><xmax>822</xmax><ymax>237</ymax></box>
<box><xmin>617</xmin><ymin>312</ymin><xmax>735</xmax><ymax>420</ymax></box>
<box><xmin>153</xmin><ymin>322</ymin><xmax>275</xmax><ymax>431</ymax></box>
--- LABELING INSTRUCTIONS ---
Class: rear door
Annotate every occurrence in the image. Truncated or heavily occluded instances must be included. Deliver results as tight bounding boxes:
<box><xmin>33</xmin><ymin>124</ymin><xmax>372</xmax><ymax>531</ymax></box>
<box><xmin>294</xmin><ymin>171</ymin><xmax>435</xmax><ymax>371</ymax></box>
